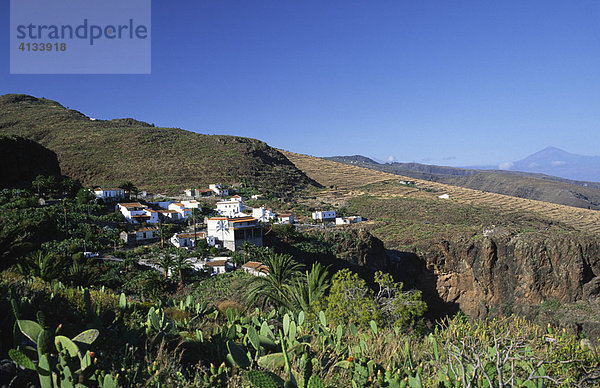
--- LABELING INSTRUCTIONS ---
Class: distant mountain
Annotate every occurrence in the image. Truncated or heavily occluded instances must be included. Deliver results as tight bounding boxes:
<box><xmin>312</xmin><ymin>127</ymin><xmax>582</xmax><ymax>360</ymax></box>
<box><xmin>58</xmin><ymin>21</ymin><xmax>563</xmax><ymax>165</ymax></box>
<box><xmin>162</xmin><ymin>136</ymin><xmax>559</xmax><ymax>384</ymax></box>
<box><xmin>0</xmin><ymin>94</ymin><xmax>318</xmax><ymax>195</ymax></box>
<box><xmin>504</xmin><ymin>147</ymin><xmax>600</xmax><ymax>182</ymax></box>
<box><xmin>327</xmin><ymin>155</ymin><xmax>600</xmax><ymax>210</ymax></box>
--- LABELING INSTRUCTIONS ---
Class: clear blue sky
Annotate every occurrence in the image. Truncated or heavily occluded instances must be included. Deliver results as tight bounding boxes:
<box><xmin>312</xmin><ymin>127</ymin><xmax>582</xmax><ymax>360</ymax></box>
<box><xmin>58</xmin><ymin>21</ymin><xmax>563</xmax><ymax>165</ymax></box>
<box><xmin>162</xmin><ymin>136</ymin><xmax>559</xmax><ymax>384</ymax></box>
<box><xmin>2</xmin><ymin>1</ymin><xmax>600</xmax><ymax>167</ymax></box>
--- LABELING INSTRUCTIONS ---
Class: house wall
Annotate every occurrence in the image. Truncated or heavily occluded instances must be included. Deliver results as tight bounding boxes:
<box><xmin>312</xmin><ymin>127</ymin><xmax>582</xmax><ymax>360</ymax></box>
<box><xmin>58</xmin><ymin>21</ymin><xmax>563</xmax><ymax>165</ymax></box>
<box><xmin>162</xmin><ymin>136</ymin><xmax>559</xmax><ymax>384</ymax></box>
<box><xmin>312</xmin><ymin>210</ymin><xmax>336</xmax><ymax>221</ymax></box>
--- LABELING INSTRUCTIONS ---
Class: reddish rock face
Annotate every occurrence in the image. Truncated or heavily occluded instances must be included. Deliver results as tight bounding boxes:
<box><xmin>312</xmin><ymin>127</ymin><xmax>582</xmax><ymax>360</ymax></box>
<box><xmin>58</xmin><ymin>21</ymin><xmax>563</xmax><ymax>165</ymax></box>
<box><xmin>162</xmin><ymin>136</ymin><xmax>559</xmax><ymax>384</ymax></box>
<box><xmin>412</xmin><ymin>230</ymin><xmax>600</xmax><ymax>320</ymax></box>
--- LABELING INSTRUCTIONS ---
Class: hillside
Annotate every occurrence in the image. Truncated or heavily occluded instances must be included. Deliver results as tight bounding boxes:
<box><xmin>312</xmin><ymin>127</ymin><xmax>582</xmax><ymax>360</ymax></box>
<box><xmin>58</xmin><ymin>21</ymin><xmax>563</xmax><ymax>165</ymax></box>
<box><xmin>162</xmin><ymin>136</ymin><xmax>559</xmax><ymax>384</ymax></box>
<box><xmin>327</xmin><ymin>155</ymin><xmax>600</xmax><ymax>210</ymax></box>
<box><xmin>0</xmin><ymin>94</ymin><xmax>318</xmax><ymax>195</ymax></box>
<box><xmin>283</xmin><ymin>151</ymin><xmax>600</xmax><ymax>236</ymax></box>
<box><xmin>0</xmin><ymin>135</ymin><xmax>61</xmax><ymax>188</ymax></box>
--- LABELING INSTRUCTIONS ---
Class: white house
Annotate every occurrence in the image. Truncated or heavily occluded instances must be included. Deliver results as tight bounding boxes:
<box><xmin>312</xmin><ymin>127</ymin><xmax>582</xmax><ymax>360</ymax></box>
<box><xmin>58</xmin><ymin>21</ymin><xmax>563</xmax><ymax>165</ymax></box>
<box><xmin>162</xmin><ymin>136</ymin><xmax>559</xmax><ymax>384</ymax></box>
<box><xmin>120</xmin><ymin>226</ymin><xmax>158</xmax><ymax>246</ymax></box>
<box><xmin>230</xmin><ymin>195</ymin><xmax>243</xmax><ymax>202</ymax></box>
<box><xmin>118</xmin><ymin>202</ymin><xmax>149</xmax><ymax>223</ymax></box>
<box><xmin>216</xmin><ymin>200</ymin><xmax>245</xmax><ymax>217</ymax></box>
<box><xmin>158</xmin><ymin>209</ymin><xmax>183</xmax><ymax>222</ymax></box>
<box><xmin>94</xmin><ymin>188</ymin><xmax>125</xmax><ymax>201</ymax></box>
<box><xmin>184</xmin><ymin>189</ymin><xmax>197</xmax><ymax>197</ymax></box>
<box><xmin>203</xmin><ymin>259</ymin><xmax>231</xmax><ymax>275</ymax></box>
<box><xmin>242</xmin><ymin>261</ymin><xmax>269</xmax><ymax>277</ymax></box>
<box><xmin>207</xmin><ymin>216</ymin><xmax>263</xmax><ymax>251</ymax></box>
<box><xmin>210</xmin><ymin>184</ymin><xmax>229</xmax><ymax>196</ymax></box>
<box><xmin>143</xmin><ymin>209</ymin><xmax>159</xmax><ymax>224</ymax></box>
<box><xmin>181</xmin><ymin>200</ymin><xmax>203</xmax><ymax>209</ymax></box>
<box><xmin>438</xmin><ymin>194</ymin><xmax>450</xmax><ymax>200</ymax></box>
<box><xmin>170</xmin><ymin>231</ymin><xmax>215</xmax><ymax>249</ymax></box>
<box><xmin>252</xmin><ymin>207</ymin><xmax>276</xmax><ymax>223</ymax></box>
<box><xmin>312</xmin><ymin>210</ymin><xmax>336</xmax><ymax>222</ymax></box>
<box><xmin>136</xmin><ymin>227</ymin><xmax>158</xmax><ymax>241</ymax></box>
<box><xmin>276</xmin><ymin>213</ymin><xmax>294</xmax><ymax>224</ymax></box>
<box><xmin>251</xmin><ymin>194</ymin><xmax>264</xmax><ymax>200</ymax></box>
<box><xmin>335</xmin><ymin>216</ymin><xmax>362</xmax><ymax>225</ymax></box>
<box><xmin>117</xmin><ymin>202</ymin><xmax>160</xmax><ymax>224</ymax></box>
<box><xmin>168</xmin><ymin>203</ymin><xmax>192</xmax><ymax>219</ymax></box>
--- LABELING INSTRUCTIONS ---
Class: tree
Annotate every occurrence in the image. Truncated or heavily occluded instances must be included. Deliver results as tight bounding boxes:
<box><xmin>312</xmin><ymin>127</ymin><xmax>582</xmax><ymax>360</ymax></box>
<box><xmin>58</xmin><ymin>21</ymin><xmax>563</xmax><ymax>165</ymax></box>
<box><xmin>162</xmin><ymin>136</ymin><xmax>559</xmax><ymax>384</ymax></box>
<box><xmin>76</xmin><ymin>188</ymin><xmax>96</xmax><ymax>206</ymax></box>
<box><xmin>154</xmin><ymin>252</ymin><xmax>174</xmax><ymax>279</ymax></box>
<box><xmin>288</xmin><ymin>262</ymin><xmax>331</xmax><ymax>313</ymax></box>
<box><xmin>317</xmin><ymin>269</ymin><xmax>427</xmax><ymax>329</ymax></box>
<box><xmin>32</xmin><ymin>174</ymin><xmax>47</xmax><ymax>197</ymax></box>
<box><xmin>247</xmin><ymin>252</ymin><xmax>303</xmax><ymax>309</ymax></box>
<box><xmin>191</xmin><ymin>208</ymin><xmax>202</xmax><ymax>248</ymax></box>
<box><xmin>317</xmin><ymin>268</ymin><xmax>381</xmax><ymax>328</ymax></box>
<box><xmin>0</xmin><ymin>218</ymin><xmax>32</xmax><ymax>269</ymax></box>
<box><xmin>119</xmin><ymin>181</ymin><xmax>137</xmax><ymax>200</ymax></box>
<box><xmin>171</xmin><ymin>248</ymin><xmax>193</xmax><ymax>286</ymax></box>
<box><xmin>373</xmin><ymin>271</ymin><xmax>427</xmax><ymax>328</ymax></box>
<box><xmin>60</xmin><ymin>177</ymin><xmax>81</xmax><ymax>198</ymax></box>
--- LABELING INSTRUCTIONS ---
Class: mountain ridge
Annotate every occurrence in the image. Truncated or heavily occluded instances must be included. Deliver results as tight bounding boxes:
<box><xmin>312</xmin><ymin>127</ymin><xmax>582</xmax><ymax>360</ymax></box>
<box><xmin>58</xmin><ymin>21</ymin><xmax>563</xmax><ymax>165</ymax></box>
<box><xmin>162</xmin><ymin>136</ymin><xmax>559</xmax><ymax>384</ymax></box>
<box><xmin>327</xmin><ymin>154</ymin><xmax>600</xmax><ymax>210</ymax></box>
<box><xmin>0</xmin><ymin>94</ymin><xmax>319</xmax><ymax>195</ymax></box>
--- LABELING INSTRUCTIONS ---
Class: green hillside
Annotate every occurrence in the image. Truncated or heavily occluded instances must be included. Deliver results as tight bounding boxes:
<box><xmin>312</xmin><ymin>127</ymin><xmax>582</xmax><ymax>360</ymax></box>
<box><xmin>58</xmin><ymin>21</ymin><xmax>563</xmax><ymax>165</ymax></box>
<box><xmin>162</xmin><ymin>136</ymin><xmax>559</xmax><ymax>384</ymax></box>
<box><xmin>0</xmin><ymin>94</ymin><xmax>318</xmax><ymax>195</ymax></box>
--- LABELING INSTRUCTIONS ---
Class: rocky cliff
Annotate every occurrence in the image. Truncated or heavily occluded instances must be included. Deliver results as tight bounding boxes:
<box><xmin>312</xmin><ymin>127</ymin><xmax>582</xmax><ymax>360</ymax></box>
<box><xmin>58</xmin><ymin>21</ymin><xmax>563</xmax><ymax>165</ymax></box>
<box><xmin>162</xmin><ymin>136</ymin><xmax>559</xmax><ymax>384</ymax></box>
<box><xmin>0</xmin><ymin>135</ymin><xmax>61</xmax><ymax>188</ymax></box>
<box><xmin>400</xmin><ymin>229</ymin><xmax>600</xmax><ymax>324</ymax></box>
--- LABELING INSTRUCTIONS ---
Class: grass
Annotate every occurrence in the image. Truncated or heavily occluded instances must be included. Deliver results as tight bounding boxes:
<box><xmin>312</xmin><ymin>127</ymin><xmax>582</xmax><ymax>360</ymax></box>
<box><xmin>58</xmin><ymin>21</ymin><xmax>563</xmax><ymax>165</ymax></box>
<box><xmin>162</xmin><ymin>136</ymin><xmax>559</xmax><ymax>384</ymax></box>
<box><xmin>285</xmin><ymin>153</ymin><xmax>600</xmax><ymax>237</ymax></box>
<box><xmin>0</xmin><ymin>94</ymin><xmax>317</xmax><ymax>196</ymax></box>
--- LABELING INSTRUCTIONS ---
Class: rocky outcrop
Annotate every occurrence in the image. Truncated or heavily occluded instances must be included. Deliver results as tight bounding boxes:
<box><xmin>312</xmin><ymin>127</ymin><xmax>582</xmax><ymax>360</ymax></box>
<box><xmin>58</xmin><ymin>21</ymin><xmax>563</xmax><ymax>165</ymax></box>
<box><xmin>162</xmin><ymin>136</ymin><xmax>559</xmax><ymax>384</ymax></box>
<box><xmin>410</xmin><ymin>228</ymin><xmax>600</xmax><ymax>320</ymax></box>
<box><xmin>0</xmin><ymin>135</ymin><xmax>61</xmax><ymax>188</ymax></box>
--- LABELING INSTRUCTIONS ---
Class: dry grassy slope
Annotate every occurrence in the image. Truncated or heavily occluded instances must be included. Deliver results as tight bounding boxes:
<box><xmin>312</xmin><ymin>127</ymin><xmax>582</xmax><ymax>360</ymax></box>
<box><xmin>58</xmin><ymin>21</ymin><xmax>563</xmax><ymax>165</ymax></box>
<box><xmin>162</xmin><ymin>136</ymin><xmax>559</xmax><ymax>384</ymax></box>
<box><xmin>280</xmin><ymin>150</ymin><xmax>399</xmax><ymax>188</ymax></box>
<box><xmin>0</xmin><ymin>94</ymin><xmax>316</xmax><ymax>195</ymax></box>
<box><xmin>282</xmin><ymin>150</ymin><xmax>600</xmax><ymax>235</ymax></box>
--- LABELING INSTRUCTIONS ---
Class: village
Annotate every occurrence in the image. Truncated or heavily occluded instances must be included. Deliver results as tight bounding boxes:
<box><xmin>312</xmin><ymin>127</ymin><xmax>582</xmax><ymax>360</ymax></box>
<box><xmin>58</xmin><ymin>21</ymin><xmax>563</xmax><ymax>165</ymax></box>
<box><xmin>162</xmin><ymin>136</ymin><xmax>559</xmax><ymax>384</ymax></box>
<box><xmin>92</xmin><ymin>184</ymin><xmax>363</xmax><ymax>278</ymax></box>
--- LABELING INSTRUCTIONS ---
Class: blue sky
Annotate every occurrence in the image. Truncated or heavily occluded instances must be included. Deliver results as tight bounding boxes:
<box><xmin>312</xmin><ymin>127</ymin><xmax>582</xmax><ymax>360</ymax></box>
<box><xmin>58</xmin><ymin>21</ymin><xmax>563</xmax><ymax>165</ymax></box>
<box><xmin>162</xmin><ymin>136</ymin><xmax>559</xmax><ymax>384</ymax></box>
<box><xmin>2</xmin><ymin>1</ymin><xmax>600</xmax><ymax>166</ymax></box>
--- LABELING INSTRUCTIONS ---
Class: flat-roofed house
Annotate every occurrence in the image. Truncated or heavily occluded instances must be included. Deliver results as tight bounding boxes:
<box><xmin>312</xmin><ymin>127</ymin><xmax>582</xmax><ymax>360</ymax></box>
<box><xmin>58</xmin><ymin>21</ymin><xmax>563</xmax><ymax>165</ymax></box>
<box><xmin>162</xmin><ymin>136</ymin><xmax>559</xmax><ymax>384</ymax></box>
<box><xmin>207</xmin><ymin>216</ymin><xmax>263</xmax><ymax>251</ymax></box>
<box><xmin>117</xmin><ymin>202</ymin><xmax>150</xmax><ymax>224</ymax></box>
<box><xmin>276</xmin><ymin>213</ymin><xmax>294</xmax><ymax>224</ymax></box>
<box><xmin>215</xmin><ymin>200</ymin><xmax>245</xmax><ymax>217</ymax></box>
<box><xmin>252</xmin><ymin>207</ymin><xmax>275</xmax><ymax>223</ymax></box>
<box><xmin>312</xmin><ymin>210</ymin><xmax>336</xmax><ymax>222</ymax></box>
<box><xmin>210</xmin><ymin>184</ymin><xmax>229</xmax><ymax>196</ymax></box>
<box><xmin>170</xmin><ymin>231</ymin><xmax>214</xmax><ymax>248</ymax></box>
<box><xmin>168</xmin><ymin>202</ymin><xmax>192</xmax><ymax>219</ymax></box>
<box><xmin>335</xmin><ymin>216</ymin><xmax>363</xmax><ymax>225</ymax></box>
<box><xmin>94</xmin><ymin>188</ymin><xmax>125</xmax><ymax>201</ymax></box>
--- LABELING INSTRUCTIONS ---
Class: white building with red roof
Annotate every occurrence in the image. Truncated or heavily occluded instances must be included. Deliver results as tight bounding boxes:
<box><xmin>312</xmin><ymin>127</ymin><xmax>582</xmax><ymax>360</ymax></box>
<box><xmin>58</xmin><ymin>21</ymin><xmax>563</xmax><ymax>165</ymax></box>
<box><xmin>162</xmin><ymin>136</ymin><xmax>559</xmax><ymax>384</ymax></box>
<box><xmin>207</xmin><ymin>216</ymin><xmax>262</xmax><ymax>251</ymax></box>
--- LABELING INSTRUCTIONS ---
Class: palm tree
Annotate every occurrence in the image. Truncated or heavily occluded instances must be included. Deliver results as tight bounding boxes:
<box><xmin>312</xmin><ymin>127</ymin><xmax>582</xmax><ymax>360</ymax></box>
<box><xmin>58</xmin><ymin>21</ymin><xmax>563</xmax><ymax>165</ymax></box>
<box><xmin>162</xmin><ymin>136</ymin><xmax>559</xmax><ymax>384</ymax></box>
<box><xmin>156</xmin><ymin>221</ymin><xmax>168</xmax><ymax>249</ymax></box>
<box><xmin>246</xmin><ymin>252</ymin><xmax>303</xmax><ymax>309</ymax></box>
<box><xmin>119</xmin><ymin>181</ymin><xmax>137</xmax><ymax>200</ymax></box>
<box><xmin>32</xmin><ymin>174</ymin><xmax>47</xmax><ymax>196</ymax></box>
<box><xmin>191</xmin><ymin>208</ymin><xmax>202</xmax><ymax>247</ymax></box>
<box><xmin>171</xmin><ymin>249</ymin><xmax>193</xmax><ymax>286</ymax></box>
<box><xmin>154</xmin><ymin>252</ymin><xmax>174</xmax><ymax>279</ymax></box>
<box><xmin>288</xmin><ymin>262</ymin><xmax>331</xmax><ymax>313</ymax></box>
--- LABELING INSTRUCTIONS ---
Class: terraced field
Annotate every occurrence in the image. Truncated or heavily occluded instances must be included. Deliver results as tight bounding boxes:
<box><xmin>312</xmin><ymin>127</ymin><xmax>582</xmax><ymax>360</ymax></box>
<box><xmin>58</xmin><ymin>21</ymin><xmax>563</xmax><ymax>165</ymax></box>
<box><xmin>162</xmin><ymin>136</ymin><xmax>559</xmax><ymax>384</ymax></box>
<box><xmin>283</xmin><ymin>151</ymin><xmax>600</xmax><ymax>235</ymax></box>
<box><xmin>281</xmin><ymin>150</ymin><xmax>398</xmax><ymax>188</ymax></box>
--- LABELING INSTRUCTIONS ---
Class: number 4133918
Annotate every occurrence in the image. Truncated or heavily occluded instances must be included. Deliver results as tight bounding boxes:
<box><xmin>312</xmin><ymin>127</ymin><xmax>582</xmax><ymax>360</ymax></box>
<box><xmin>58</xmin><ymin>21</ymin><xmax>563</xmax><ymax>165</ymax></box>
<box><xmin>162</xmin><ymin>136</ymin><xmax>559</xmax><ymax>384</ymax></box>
<box><xmin>18</xmin><ymin>42</ymin><xmax>66</xmax><ymax>52</ymax></box>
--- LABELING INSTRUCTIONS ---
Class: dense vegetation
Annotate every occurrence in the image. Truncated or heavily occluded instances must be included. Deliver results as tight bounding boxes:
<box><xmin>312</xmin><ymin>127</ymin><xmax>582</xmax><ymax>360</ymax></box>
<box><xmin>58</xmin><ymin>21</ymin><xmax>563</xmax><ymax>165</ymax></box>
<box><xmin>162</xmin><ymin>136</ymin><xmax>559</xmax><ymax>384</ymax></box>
<box><xmin>0</xmin><ymin>94</ymin><xmax>318</xmax><ymax>196</ymax></box>
<box><xmin>1</xmin><ymin>182</ymin><xmax>600</xmax><ymax>387</ymax></box>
